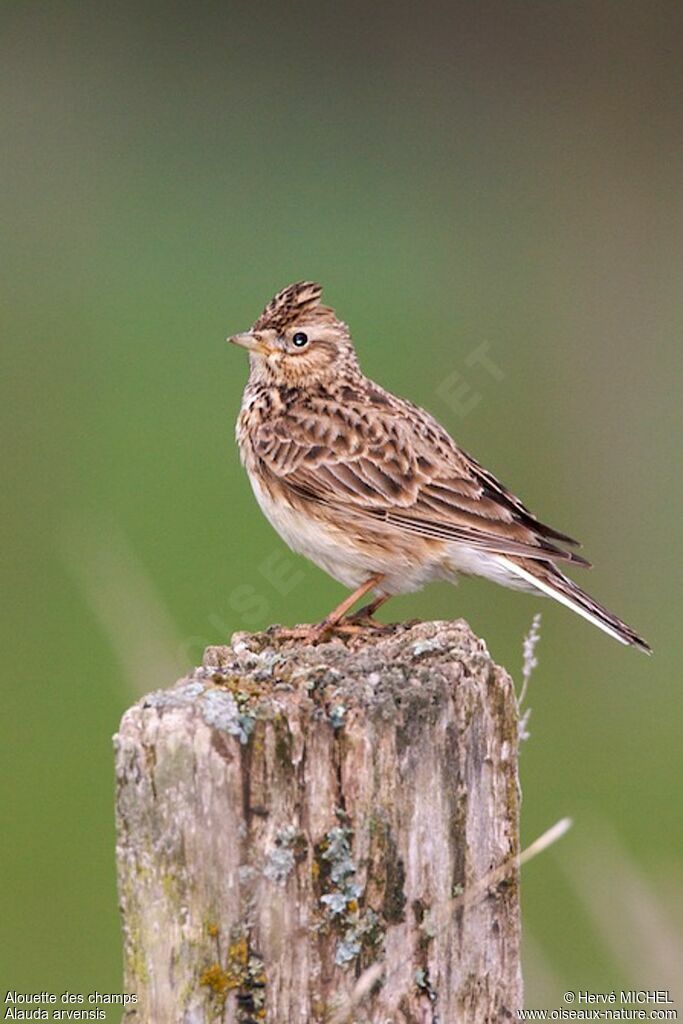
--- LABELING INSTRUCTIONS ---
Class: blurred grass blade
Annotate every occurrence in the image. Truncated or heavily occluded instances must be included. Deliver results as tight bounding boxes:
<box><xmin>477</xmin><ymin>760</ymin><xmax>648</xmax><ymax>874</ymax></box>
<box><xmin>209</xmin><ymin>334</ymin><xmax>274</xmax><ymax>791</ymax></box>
<box><xmin>62</xmin><ymin>515</ymin><xmax>184</xmax><ymax>697</ymax></box>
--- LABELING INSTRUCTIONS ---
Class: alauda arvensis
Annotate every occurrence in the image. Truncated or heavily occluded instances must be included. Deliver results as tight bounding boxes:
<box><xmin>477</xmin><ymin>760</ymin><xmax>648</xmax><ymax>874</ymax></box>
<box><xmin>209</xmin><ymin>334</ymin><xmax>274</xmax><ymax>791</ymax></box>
<box><xmin>229</xmin><ymin>281</ymin><xmax>650</xmax><ymax>652</ymax></box>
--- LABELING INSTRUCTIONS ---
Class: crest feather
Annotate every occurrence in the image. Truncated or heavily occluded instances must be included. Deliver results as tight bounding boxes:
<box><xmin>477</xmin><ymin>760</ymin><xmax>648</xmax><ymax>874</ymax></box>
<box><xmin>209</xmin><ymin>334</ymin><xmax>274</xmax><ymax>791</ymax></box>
<box><xmin>253</xmin><ymin>281</ymin><xmax>336</xmax><ymax>332</ymax></box>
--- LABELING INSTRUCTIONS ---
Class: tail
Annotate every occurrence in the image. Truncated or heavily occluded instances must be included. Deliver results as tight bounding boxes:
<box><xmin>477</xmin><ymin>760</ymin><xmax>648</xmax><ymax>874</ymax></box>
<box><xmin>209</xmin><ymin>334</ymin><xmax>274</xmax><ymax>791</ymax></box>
<box><xmin>496</xmin><ymin>556</ymin><xmax>652</xmax><ymax>654</ymax></box>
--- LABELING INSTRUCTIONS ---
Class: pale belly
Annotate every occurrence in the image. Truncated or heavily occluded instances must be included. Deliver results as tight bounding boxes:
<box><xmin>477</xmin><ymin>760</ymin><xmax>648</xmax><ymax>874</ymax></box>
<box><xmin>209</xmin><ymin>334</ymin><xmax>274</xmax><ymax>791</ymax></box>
<box><xmin>245</xmin><ymin>471</ymin><xmax>531</xmax><ymax>596</ymax></box>
<box><xmin>246</xmin><ymin>472</ymin><xmax>442</xmax><ymax>593</ymax></box>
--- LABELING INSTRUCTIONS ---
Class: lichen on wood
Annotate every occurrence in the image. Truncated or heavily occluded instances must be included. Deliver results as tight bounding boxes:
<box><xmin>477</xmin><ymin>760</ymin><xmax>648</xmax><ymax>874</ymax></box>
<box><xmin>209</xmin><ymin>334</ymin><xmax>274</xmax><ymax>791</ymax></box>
<box><xmin>114</xmin><ymin>618</ymin><xmax>522</xmax><ymax>1023</ymax></box>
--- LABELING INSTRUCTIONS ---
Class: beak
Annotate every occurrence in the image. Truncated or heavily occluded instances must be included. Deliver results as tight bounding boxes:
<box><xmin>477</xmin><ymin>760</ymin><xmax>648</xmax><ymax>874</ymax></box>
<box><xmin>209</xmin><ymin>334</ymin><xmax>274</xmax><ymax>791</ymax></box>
<box><xmin>228</xmin><ymin>331</ymin><xmax>274</xmax><ymax>355</ymax></box>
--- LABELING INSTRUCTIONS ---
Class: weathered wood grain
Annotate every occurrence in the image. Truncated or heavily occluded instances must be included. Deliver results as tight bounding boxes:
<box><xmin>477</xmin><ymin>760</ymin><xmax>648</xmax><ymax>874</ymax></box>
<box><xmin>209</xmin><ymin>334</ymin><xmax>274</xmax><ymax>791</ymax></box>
<box><xmin>114</xmin><ymin>619</ymin><xmax>522</xmax><ymax>1023</ymax></box>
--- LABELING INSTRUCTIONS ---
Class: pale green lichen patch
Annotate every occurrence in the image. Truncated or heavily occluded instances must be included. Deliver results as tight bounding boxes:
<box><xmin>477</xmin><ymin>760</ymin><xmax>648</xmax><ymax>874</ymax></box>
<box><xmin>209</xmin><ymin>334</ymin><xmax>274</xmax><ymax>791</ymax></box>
<box><xmin>263</xmin><ymin>825</ymin><xmax>305</xmax><ymax>884</ymax></box>
<box><xmin>328</xmin><ymin>704</ymin><xmax>347</xmax><ymax>729</ymax></box>
<box><xmin>142</xmin><ymin>679</ymin><xmax>256</xmax><ymax>746</ymax></box>
<box><xmin>410</xmin><ymin>635</ymin><xmax>447</xmax><ymax>657</ymax></box>
<box><xmin>200</xmin><ymin>687</ymin><xmax>255</xmax><ymax>744</ymax></box>
<box><xmin>317</xmin><ymin>823</ymin><xmax>384</xmax><ymax>969</ymax></box>
<box><xmin>143</xmin><ymin>680</ymin><xmax>205</xmax><ymax>708</ymax></box>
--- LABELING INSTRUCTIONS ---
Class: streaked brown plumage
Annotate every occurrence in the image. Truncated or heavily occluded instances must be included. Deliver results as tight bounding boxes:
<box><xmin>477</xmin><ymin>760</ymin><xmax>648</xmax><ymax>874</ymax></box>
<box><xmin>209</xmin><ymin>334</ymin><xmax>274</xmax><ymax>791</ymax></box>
<box><xmin>229</xmin><ymin>281</ymin><xmax>650</xmax><ymax>652</ymax></box>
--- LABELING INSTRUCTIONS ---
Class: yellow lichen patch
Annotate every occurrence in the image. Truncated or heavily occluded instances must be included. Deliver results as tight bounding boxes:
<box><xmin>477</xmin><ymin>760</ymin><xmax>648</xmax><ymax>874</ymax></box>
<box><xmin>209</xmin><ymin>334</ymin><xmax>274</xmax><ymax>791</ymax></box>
<box><xmin>213</xmin><ymin>674</ymin><xmax>266</xmax><ymax>699</ymax></box>
<box><xmin>199</xmin><ymin>963</ymin><xmax>232</xmax><ymax>997</ymax></box>
<box><xmin>311</xmin><ymin>996</ymin><xmax>329</xmax><ymax>1021</ymax></box>
<box><xmin>228</xmin><ymin>935</ymin><xmax>249</xmax><ymax>967</ymax></box>
<box><xmin>207</xmin><ymin>921</ymin><xmax>219</xmax><ymax>938</ymax></box>
<box><xmin>200</xmin><ymin>934</ymin><xmax>267</xmax><ymax>1019</ymax></box>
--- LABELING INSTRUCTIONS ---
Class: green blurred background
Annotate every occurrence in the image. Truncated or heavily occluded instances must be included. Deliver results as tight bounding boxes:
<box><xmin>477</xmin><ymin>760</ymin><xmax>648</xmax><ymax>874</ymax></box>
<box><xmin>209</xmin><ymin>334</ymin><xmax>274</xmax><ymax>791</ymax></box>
<box><xmin>3</xmin><ymin>0</ymin><xmax>682</xmax><ymax>1012</ymax></box>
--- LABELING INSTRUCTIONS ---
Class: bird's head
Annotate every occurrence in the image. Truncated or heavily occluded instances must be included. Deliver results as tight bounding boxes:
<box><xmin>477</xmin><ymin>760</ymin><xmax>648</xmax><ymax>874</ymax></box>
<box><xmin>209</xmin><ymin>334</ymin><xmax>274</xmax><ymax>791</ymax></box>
<box><xmin>228</xmin><ymin>282</ymin><xmax>360</xmax><ymax>387</ymax></box>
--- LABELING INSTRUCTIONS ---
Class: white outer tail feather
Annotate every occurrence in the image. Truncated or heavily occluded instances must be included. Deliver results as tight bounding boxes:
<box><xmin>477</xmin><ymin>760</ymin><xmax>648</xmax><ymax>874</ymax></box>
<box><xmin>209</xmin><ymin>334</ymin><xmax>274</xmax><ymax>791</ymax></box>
<box><xmin>495</xmin><ymin>556</ymin><xmax>630</xmax><ymax>647</ymax></box>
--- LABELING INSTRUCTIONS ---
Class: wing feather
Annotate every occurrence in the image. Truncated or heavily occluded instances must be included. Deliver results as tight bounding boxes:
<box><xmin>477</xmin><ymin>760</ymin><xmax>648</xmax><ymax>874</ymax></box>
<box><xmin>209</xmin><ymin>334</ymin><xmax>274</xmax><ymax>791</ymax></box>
<box><xmin>250</xmin><ymin>395</ymin><xmax>589</xmax><ymax>566</ymax></box>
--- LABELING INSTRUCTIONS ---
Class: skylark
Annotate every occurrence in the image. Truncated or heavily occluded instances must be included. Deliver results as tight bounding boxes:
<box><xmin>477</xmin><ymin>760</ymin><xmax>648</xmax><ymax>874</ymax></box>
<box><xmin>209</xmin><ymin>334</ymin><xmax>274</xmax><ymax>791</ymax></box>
<box><xmin>229</xmin><ymin>282</ymin><xmax>650</xmax><ymax>652</ymax></box>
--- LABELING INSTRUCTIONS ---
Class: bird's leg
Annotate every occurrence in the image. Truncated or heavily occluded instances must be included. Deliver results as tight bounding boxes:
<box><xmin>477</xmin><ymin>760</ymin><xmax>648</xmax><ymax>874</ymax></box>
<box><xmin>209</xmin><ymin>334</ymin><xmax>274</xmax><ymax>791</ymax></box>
<box><xmin>320</xmin><ymin>574</ymin><xmax>385</xmax><ymax>630</ymax></box>
<box><xmin>276</xmin><ymin>575</ymin><xmax>385</xmax><ymax>643</ymax></box>
<box><xmin>344</xmin><ymin>593</ymin><xmax>391</xmax><ymax>626</ymax></box>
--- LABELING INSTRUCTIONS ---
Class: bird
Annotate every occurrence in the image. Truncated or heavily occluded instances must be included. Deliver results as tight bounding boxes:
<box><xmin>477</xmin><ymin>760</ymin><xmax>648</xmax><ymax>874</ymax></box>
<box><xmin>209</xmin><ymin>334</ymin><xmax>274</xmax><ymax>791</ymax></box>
<box><xmin>229</xmin><ymin>281</ymin><xmax>650</xmax><ymax>652</ymax></box>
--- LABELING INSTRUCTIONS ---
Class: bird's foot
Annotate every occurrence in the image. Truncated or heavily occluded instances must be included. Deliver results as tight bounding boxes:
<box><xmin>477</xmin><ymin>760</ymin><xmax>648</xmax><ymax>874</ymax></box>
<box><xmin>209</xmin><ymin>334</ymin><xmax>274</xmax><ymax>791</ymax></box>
<box><xmin>271</xmin><ymin>616</ymin><xmax>345</xmax><ymax>644</ymax></box>
<box><xmin>270</xmin><ymin>614</ymin><xmax>390</xmax><ymax>645</ymax></box>
<box><xmin>338</xmin><ymin>611</ymin><xmax>392</xmax><ymax>633</ymax></box>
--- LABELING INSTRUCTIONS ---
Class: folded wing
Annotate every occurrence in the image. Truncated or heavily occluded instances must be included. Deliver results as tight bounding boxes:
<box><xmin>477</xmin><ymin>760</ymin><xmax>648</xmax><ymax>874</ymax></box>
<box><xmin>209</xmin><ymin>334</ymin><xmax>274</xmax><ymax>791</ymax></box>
<box><xmin>251</xmin><ymin>395</ymin><xmax>589</xmax><ymax>567</ymax></box>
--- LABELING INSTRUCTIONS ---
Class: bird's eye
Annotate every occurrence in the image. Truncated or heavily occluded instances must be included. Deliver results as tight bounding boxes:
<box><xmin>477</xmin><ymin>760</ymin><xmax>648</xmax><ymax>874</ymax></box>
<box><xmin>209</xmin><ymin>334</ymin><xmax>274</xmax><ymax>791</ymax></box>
<box><xmin>292</xmin><ymin>331</ymin><xmax>308</xmax><ymax>348</ymax></box>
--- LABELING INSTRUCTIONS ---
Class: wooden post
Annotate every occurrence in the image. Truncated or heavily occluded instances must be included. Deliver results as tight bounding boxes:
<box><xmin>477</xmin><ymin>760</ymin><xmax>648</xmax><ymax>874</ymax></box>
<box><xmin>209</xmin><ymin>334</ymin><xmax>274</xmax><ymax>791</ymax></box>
<box><xmin>114</xmin><ymin>619</ymin><xmax>522</xmax><ymax>1023</ymax></box>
